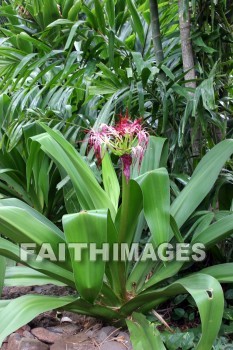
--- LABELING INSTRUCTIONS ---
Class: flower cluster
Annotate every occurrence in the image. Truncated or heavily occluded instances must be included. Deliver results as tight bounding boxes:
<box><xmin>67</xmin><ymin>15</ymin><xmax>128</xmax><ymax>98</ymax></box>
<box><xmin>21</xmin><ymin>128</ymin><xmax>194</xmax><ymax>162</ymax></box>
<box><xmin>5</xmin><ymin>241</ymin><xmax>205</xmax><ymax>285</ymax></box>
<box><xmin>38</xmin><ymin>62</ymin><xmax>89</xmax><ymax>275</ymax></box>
<box><xmin>88</xmin><ymin>115</ymin><xmax>149</xmax><ymax>180</ymax></box>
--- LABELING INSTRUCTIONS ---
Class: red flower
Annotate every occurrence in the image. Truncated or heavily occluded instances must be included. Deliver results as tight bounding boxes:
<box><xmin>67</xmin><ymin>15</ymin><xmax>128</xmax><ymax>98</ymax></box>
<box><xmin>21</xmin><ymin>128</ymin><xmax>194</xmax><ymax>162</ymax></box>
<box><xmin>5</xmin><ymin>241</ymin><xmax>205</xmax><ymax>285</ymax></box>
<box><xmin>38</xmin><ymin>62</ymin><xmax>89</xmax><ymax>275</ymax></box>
<box><xmin>88</xmin><ymin>115</ymin><xmax>149</xmax><ymax>180</ymax></box>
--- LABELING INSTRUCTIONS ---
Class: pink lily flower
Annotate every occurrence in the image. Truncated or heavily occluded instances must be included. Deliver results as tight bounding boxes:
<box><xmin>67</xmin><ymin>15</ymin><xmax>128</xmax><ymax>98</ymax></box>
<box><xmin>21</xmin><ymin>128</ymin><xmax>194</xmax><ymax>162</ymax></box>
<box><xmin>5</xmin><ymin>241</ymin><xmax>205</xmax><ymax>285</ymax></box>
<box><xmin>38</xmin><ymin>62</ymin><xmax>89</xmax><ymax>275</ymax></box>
<box><xmin>88</xmin><ymin>115</ymin><xmax>149</xmax><ymax>180</ymax></box>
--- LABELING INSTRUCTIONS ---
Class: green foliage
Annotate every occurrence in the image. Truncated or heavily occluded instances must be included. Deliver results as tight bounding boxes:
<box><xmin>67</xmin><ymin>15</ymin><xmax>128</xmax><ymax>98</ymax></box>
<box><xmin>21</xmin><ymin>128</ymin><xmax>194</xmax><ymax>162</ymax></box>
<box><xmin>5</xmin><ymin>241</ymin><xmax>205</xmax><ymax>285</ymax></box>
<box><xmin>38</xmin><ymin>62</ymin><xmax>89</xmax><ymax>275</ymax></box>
<box><xmin>127</xmin><ymin>313</ymin><xmax>166</xmax><ymax>349</ymax></box>
<box><xmin>0</xmin><ymin>0</ymin><xmax>233</xmax><ymax>348</ymax></box>
<box><xmin>0</xmin><ymin>0</ymin><xmax>232</xmax><ymax>176</ymax></box>
<box><xmin>0</xmin><ymin>121</ymin><xmax>67</xmax><ymax>220</ymax></box>
<box><xmin>0</xmin><ymin>128</ymin><xmax>232</xmax><ymax>349</ymax></box>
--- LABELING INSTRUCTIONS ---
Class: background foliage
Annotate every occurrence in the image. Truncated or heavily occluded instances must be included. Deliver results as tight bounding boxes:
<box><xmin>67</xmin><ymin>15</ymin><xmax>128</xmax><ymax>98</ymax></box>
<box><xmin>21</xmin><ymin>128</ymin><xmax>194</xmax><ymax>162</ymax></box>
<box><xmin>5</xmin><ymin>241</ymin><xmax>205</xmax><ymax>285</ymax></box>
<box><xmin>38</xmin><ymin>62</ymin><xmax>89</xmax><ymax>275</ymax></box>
<box><xmin>0</xmin><ymin>0</ymin><xmax>233</xmax><ymax>349</ymax></box>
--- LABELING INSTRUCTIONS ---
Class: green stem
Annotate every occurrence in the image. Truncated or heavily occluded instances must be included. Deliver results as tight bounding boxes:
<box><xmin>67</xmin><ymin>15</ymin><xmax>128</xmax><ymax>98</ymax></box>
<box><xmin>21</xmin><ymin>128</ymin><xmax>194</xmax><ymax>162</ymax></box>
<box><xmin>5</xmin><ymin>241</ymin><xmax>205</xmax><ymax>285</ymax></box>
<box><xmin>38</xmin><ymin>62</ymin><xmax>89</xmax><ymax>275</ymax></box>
<box><xmin>117</xmin><ymin>173</ymin><xmax>131</xmax><ymax>301</ymax></box>
<box><xmin>119</xmin><ymin>174</ymin><xmax>131</xmax><ymax>243</ymax></box>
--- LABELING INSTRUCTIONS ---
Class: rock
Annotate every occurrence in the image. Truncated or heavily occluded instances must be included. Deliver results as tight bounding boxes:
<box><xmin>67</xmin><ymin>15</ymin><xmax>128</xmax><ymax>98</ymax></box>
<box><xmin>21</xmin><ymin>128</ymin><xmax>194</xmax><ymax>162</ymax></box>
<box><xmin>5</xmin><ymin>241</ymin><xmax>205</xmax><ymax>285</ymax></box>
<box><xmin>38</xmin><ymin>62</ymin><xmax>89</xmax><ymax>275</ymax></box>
<box><xmin>65</xmin><ymin>333</ymin><xmax>91</xmax><ymax>344</ymax></box>
<box><xmin>61</xmin><ymin>312</ymin><xmax>84</xmax><ymax>324</ymax></box>
<box><xmin>15</xmin><ymin>325</ymin><xmax>31</xmax><ymax>336</ymax></box>
<box><xmin>29</xmin><ymin>311</ymin><xmax>58</xmax><ymax>328</ymax></box>
<box><xmin>101</xmin><ymin>326</ymin><xmax>119</xmax><ymax>335</ymax></box>
<box><xmin>6</xmin><ymin>333</ymin><xmax>22</xmax><ymax>350</ymax></box>
<box><xmin>22</xmin><ymin>331</ymin><xmax>34</xmax><ymax>339</ymax></box>
<box><xmin>100</xmin><ymin>341</ymin><xmax>127</xmax><ymax>350</ymax></box>
<box><xmin>116</xmin><ymin>331</ymin><xmax>131</xmax><ymax>347</ymax></box>
<box><xmin>50</xmin><ymin>342</ymin><xmax>96</xmax><ymax>350</ymax></box>
<box><xmin>50</xmin><ymin>339</ymin><xmax>96</xmax><ymax>350</ymax></box>
<box><xmin>51</xmin><ymin>334</ymin><xmax>96</xmax><ymax>350</ymax></box>
<box><xmin>60</xmin><ymin>316</ymin><xmax>73</xmax><ymax>323</ymax></box>
<box><xmin>19</xmin><ymin>338</ymin><xmax>49</xmax><ymax>350</ymax></box>
<box><xmin>95</xmin><ymin>326</ymin><xmax>119</xmax><ymax>342</ymax></box>
<box><xmin>31</xmin><ymin>327</ymin><xmax>62</xmax><ymax>344</ymax></box>
<box><xmin>46</xmin><ymin>323</ymin><xmax>80</xmax><ymax>335</ymax></box>
<box><xmin>84</xmin><ymin>323</ymin><xmax>102</xmax><ymax>339</ymax></box>
<box><xmin>50</xmin><ymin>342</ymin><xmax>66</xmax><ymax>350</ymax></box>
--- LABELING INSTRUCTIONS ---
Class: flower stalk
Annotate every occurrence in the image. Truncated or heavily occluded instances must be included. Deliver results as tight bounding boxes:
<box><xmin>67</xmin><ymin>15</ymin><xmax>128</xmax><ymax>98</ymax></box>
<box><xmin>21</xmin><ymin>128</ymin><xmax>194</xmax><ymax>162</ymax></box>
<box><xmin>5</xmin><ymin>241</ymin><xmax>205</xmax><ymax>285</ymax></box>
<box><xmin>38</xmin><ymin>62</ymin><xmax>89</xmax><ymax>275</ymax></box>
<box><xmin>88</xmin><ymin>114</ymin><xmax>149</xmax><ymax>301</ymax></box>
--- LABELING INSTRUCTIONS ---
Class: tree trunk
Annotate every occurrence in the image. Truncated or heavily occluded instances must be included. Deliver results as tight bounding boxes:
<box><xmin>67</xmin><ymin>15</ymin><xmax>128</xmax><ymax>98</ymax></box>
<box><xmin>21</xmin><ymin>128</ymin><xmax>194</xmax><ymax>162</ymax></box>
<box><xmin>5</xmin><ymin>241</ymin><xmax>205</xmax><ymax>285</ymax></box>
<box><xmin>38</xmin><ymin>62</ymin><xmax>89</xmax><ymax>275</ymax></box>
<box><xmin>178</xmin><ymin>1</ymin><xmax>202</xmax><ymax>158</ymax></box>
<box><xmin>149</xmin><ymin>0</ymin><xmax>164</xmax><ymax>65</ymax></box>
<box><xmin>178</xmin><ymin>0</ymin><xmax>196</xmax><ymax>89</ymax></box>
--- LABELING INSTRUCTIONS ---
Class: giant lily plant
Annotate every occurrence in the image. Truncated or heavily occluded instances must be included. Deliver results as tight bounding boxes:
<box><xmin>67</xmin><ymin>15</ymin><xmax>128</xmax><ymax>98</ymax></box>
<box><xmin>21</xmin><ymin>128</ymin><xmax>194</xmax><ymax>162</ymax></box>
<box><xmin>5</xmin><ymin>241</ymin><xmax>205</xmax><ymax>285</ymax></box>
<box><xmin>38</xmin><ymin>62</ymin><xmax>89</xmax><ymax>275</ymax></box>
<box><xmin>0</xmin><ymin>120</ymin><xmax>233</xmax><ymax>349</ymax></box>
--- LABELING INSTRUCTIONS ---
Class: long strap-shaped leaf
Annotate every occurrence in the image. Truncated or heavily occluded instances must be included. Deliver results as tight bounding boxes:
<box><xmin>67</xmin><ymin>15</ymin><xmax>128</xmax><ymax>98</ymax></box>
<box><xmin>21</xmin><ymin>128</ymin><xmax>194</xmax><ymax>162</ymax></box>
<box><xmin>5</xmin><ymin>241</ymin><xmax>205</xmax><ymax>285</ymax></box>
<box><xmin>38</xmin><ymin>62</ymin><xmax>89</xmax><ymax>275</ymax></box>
<box><xmin>0</xmin><ymin>256</ymin><xmax>6</xmax><ymax>297</ymax></box>
<box><xmin>121</xmin><ymin>274</ymin><xmax>224</xmax><ymax>350</ymax></box>
<box><xmin>127</xmin><ymin>313</ymin><xmax>166</xmax><ymax>350</ymax></box>
<box><xmin>0</xmin><ymin>237</ymin><xmax>74</xmax><ymax>287</ymax></box>
<box><xmin>171</xmin><ymin>139</ymin><xmax>233</xmax><ymax>228</ymax></box>
<box><xmin>29</xmin><ymin>125</ymin><xmax>115</xmax><ymax>217</ymax></box>
<box><xmin>102</xmin><ymin>151</ymin><xmax>120</xmax><ymax>212</ymax></box>
<box><xmin>4</xmin><ymin>266</ymin><xmax>65</xmax><ymax>287</ymax></box>
<box><xmin>200</xmin><ymin>263</ymin><xmax>233</xmax><ymax>283</ymax></box>
<box><xmin>141</xmin><ymin>213</ymin><xmax>233</xmax><ymax>291</ymax></box>
<box><xmin>131</xmin><ymin>136</ymin><xmax>168</xmax><ymax>178</ymax></box>
<box><xmin>0</xmin><ymin>206</ymin><xmax>68</xmax><ymax>267</ymax></box>
<box><xmin>136</xmin><ymin>168</ymin><xmax>170</xmax><ymax>247</ymax></box>
<box><xmin>192</xmin><ymin>213</ymin><xmax>233</xmax><ymax>246</ymax></box>
<box><xmin>126</xmin><ymin>0</ymin><xmax>145</xmax><ymax>46</ymax></box>
<box><xmin>0</xmin><ymin>198</ymin><xmax>63</xmax><ymax>238</ymax></box>
<box><xmin>127</xmin><ymin>167</ymin><xmax>170</xmax><ymax>292</ymax></box>
<box><xmin>0</xmin><ymin>295</ymin><xmax>76</xmax><ymax>346</ymax></box>
<box><xmin>63</xmin><ymin>209</ymin><xmax>108</xmax><ymax>303</ymax></box>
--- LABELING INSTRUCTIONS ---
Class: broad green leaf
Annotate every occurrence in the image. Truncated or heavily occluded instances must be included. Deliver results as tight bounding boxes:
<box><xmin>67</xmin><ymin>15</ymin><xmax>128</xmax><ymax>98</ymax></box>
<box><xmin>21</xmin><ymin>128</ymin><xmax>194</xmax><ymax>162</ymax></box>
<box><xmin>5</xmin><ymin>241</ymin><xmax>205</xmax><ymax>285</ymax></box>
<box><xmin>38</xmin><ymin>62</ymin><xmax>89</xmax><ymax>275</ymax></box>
<box><xmin>29</xmin><ymin>126</ymin><xmax>115</xmax><ymax>217</ymax></box>
<box><xmin>0</xmin><ymin>237</ymin><xmax>74</xmax><ymax>287</ymax></box>
<box><xmin>65</xmin><ymin>297</ymin><xmax>121</xmax><ymax>319</ymax></box>
<box><xmin>127</xmin><ymin>312</ymin><xmax>166</xmax><ymax>350</ymax></box>
<box><xmin>0</xmin><ymin>205</ymin><xmax>66</xmax><ymax>263</ymax></box>
<box><xmin>0</xmin><ymin>300</ymin><xmax>10</xmax><ymax>312</ymax></box>
<box><xmin>127</xmin><ymin>168</ymin><xmax>171</xmax><ymax>290</ymax></box>
<box><xmin>122</xmin><ymin>274</ymin><xmax>224</xmax><ymax>350</ymax></box>
<box><xmin>192</xmin><ymin>214</ymin><xmax>233</xmax><ymax>247</ymax></box>
<box><xmin>0</xmin><ymin>295</ymin><xmax>76</xmax><ymax>346</ymax></box>
<box><xmin>171</xmin><ymin>140</ymin><xmax>233</xmax><ymax>228</ymax></box>
<box><xmin>0</xmin><ymin>256</ymin><xmax>6</xmax><ymax>297</ymax></box>
<box><xmin>102</xmin><ymin>151</ymin><xmax>120</xmax><ymax>211</ymax></box>
<box><xmin>136</xmin><ymin>168</ymin><xmax>170</xmax><ymax>246</ymax></box>
<box><xmin>141</xmin><ymin>260</ymin><xmax>184</xmax><ymax>291</ymax></box>
<box><xmin>4</xmin><ymin>266</ymin><xmax>65</xmax><ymax>287</ymax></box>
<box><xmin>200</xmin><ymin>263</ymin><xmax>233</xmax><ymax>283</ymax></box>
<box><xmin>140</xmin><ymin>214</ymin><xmax>233</xmax><ymax>291</ymax></box>
<box><xmin>184</xmin><ymin>212</ymin><xmax>214</xmax><ymax>241</ymax></box>
<box><xmin>105</xmin><ymin>214</ymin><xmax>124</xmax><ymax>299</ymax></box>
<box><xmin>63</xmin><ymin>209</ymin><xmax>108</xmax><ymax>302</ymax></box>
<box><xmin>116</xmin><ymin>179</ymin><xmax>143</xmax><ymax>245</ymax></box>
<box><xmin>0</xmin><ymin>198</ymin><xmax>63</xmax><ymax>238</ymax></box>
<box><xmin>132</xmin><ymin>136</ymin><xmax>168</xmax><ymax>178</ymax></box>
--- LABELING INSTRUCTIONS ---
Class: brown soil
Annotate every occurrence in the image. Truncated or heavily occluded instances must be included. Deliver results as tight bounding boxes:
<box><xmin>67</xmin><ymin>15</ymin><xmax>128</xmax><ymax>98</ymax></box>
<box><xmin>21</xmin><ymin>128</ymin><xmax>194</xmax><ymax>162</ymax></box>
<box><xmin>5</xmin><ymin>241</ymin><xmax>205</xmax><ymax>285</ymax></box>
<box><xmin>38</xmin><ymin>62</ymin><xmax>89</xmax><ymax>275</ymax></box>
<box><xmin>1</xmin><ymin>285</ymin><xmax>132</xmax><ymax>350</ymax></box>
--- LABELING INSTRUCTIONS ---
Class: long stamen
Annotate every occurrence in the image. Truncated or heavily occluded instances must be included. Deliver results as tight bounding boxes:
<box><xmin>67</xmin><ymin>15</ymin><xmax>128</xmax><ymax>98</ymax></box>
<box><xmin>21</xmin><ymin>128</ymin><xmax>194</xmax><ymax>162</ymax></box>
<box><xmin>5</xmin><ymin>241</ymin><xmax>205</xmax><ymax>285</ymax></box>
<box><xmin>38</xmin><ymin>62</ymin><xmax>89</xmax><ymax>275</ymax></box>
<box><xmin>88</xmin><ymin>115</ymin><xmax>149</xmax><ymax>179</ymax></box>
